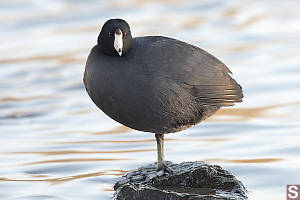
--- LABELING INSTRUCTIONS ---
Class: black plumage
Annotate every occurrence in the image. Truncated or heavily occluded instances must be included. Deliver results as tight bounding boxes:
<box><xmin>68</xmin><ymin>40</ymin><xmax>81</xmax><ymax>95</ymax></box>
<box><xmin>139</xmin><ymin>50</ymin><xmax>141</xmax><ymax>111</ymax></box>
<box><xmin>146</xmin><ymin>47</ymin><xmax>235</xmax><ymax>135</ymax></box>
<box><xmin>84</xmin><ymin>21</ymin><xmax>242</xmax><ymax>134</ymax></box>
<box><xmin>83</xmin><ymin>18</ymin><xmax>243</xmax><ymax>173</ymax></box>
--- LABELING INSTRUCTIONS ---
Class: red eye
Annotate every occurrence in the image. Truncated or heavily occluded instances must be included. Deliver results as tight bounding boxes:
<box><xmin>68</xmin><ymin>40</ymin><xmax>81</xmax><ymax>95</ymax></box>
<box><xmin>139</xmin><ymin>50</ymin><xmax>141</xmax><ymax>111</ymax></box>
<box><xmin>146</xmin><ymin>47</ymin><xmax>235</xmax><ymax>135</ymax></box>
<box><xmin>108</xmin><ymin>32</ymin><xmax>112</xmax><ymax>37</ymax></box>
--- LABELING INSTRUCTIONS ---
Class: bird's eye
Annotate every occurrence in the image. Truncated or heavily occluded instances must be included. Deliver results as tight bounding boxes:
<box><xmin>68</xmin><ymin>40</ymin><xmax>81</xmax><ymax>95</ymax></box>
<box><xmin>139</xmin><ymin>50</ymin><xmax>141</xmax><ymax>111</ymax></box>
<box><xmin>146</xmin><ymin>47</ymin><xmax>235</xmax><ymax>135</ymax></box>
<box><xmin>123</xmin><ymin>32</ymin><xmax>127</xmax><ymax>38</ymax></box>
<box><xmin>108</xmin><ymin>32</ymin><xmax>112</xmax><ymax>37</ymax></box>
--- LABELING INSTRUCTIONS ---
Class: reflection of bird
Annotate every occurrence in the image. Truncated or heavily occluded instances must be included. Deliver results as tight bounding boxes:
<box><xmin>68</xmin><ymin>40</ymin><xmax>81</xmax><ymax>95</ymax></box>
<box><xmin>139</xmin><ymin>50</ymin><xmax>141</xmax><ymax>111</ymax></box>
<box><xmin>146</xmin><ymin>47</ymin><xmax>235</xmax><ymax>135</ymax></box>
<box><xmin>83</xmin><ymin>19</ymin><xmax>243</xmax><ymax>175</ymax></box>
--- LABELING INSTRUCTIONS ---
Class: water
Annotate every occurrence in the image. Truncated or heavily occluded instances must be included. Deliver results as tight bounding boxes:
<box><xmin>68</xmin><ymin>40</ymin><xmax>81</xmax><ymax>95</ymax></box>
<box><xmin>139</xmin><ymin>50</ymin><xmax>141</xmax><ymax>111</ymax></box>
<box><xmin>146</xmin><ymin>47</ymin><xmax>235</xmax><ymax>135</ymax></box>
<box><xmin>1</xmin><ymin>0</ymin><xmax>300</xmax><ymax>199</ymax></box>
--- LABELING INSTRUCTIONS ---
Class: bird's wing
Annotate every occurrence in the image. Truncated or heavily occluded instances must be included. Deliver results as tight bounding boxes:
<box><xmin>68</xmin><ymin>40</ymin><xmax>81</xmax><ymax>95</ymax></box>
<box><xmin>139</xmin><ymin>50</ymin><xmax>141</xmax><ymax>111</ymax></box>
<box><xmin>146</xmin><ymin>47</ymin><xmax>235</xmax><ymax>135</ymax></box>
<box><xmin>150</xmin><ymin>37</ymin><xmax>244</xmax><ymax>107</ymax></box>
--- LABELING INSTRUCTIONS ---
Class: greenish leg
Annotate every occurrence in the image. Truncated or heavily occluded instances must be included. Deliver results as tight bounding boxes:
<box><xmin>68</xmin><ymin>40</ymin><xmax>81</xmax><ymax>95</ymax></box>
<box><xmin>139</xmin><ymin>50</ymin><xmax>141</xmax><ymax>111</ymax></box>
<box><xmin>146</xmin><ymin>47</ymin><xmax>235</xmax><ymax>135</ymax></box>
<box><xmin>155</xmin><ymin>133</ymin><xmax>173</xmax><ymax>175</ymax></box>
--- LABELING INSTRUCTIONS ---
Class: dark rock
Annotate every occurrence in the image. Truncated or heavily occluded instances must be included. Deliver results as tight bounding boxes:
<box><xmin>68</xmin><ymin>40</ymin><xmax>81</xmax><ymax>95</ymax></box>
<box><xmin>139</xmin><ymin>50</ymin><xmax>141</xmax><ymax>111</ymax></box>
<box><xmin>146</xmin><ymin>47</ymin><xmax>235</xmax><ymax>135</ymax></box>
<box><xmin>114</xmin><ymin>161</ymin><xmax>247</xmax><ymax>200</ymax></box>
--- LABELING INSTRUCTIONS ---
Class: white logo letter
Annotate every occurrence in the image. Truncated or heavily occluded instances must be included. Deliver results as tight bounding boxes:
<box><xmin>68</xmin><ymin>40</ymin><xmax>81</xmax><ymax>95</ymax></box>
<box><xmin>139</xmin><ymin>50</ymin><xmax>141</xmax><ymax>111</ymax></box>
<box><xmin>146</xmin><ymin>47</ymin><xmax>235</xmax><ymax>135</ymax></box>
<box><xmin>288</xmin><ymin>185</ymin><xmax>299</xmax><ymax>199</ymax></box>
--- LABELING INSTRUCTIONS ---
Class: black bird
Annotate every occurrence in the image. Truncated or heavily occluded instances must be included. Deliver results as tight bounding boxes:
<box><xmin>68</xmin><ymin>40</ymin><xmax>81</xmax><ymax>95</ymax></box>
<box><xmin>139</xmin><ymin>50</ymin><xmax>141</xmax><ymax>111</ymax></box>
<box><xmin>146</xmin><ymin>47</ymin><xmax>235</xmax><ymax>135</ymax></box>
<box><xmin>83</xmin><ymin>19</ymin><xmax>243</xmax><ymax>175</ymax></box>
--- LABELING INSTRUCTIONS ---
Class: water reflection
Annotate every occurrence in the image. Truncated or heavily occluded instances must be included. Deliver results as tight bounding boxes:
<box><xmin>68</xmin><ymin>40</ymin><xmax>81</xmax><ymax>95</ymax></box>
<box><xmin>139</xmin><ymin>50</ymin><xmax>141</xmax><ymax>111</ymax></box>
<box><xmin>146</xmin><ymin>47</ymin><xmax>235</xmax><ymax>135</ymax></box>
<box><xmin>0</xmin><ymin>170</ymin><xmax>126</xmax><ymax>184</ymax></box>
<box><xmin>211</xmin><ymin>101</ymin><xmax>300</xmax><ymax>121</ymax></box>
<box><xmin>9</xmin><ymin>149</ymin><xmax>156</xmax><ymax>156</ymax></box>
<box><xmin>23</xmin><ymin>158</ymin><xmax>132</xmax><ymax>166</ymax></box>
<box><xmin>0</xmin><ymin>50</ymin><xmax>85</xmax><ymax>64</ymax></box>
<box><xmin>1</xmin><ymin>0</ymin><xmax>300</xmax><ymax>200</ymax></box>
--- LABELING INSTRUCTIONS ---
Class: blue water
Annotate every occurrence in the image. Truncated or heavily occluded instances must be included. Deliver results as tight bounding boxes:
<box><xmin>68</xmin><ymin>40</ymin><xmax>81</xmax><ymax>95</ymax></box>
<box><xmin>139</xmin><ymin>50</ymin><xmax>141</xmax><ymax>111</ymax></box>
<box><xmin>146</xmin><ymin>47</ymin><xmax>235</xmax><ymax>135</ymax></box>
<box><xmin>1</xmin><ymin>0</ymin><xmax>300</xmax><ymax>199</ymax></box>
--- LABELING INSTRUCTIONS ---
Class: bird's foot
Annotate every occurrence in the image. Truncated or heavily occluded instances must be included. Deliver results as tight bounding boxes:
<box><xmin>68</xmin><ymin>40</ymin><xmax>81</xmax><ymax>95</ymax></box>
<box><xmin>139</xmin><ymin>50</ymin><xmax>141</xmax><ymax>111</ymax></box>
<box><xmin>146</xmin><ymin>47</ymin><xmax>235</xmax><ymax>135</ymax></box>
<box><xmin>157</xmin><ymin>163</ymin><xmax>174</xmax><ymax>176</ymax></box>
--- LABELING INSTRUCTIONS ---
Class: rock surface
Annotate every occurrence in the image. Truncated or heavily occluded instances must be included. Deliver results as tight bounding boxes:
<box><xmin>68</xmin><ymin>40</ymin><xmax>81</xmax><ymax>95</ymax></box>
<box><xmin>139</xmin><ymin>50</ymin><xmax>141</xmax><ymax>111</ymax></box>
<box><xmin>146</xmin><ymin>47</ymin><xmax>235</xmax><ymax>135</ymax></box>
<box><xmin>114</xmin><ymin>161</ymin><xmax>247</xmax><ymax>200</ymax></box>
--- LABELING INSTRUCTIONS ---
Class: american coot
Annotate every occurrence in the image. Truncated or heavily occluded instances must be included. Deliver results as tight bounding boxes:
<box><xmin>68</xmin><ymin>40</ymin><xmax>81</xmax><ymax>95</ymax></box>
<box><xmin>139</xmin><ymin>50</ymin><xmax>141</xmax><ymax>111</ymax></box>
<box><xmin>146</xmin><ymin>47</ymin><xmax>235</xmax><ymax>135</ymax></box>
<box><xmin>84</xmin><ymin>19</ymin><xmax>243</xmax><ymax>175</ymax></box>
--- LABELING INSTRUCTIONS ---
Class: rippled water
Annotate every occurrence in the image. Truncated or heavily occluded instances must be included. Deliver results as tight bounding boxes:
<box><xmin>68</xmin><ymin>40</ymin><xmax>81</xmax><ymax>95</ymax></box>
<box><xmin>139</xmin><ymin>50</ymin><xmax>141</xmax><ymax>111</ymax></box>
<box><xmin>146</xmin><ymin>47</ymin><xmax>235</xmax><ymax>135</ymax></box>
<box><xmin>1</xmin><ymin>0</ymin><xmax>300</xmax><ymax>199</ymax></box>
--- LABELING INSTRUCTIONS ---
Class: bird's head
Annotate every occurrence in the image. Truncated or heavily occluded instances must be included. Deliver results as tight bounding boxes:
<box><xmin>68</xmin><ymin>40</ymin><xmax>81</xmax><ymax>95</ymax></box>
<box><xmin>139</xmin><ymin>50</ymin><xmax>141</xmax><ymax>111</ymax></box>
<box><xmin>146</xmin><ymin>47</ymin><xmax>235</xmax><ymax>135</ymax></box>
<box><xmin>97</xmin><ymin>18</ymin><xmax>133</xmax><ymax>57</ymax></box>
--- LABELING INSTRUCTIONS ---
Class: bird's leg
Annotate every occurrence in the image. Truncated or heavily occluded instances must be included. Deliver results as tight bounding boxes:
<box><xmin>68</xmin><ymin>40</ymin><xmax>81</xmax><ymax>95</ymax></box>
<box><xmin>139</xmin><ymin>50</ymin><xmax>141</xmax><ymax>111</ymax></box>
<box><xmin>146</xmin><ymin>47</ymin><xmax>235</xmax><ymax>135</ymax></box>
<box><xmin>155</xmin><ymin>133</ymin><xmax>164</xmax><ymax>168</ymax></box>
<box><xmin>155</xmin><ymin>133</ymin><xmax>173</xmax><ymax>175</ymax></box>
